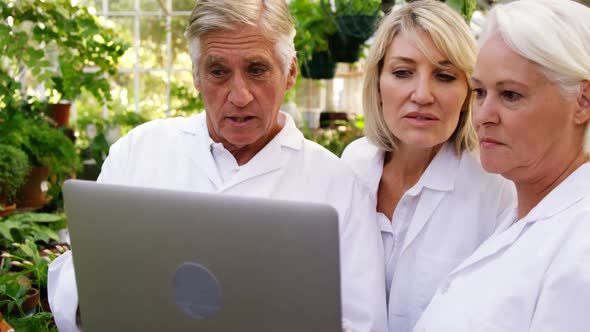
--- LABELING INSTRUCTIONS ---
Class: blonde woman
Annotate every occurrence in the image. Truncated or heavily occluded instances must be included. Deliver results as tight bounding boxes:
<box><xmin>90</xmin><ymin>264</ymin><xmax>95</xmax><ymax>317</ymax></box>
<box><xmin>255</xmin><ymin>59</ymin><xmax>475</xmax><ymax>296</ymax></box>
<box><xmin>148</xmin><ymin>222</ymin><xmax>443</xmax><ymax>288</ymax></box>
<box><xmin>341</xmin><ymin>2</ymin><xmax>515</xmax><ymax>331</ymax></box>
<box><xmin>415</xmin><ymin>0</ymin><xmax>590</xmax><ymax>330</ymax></box>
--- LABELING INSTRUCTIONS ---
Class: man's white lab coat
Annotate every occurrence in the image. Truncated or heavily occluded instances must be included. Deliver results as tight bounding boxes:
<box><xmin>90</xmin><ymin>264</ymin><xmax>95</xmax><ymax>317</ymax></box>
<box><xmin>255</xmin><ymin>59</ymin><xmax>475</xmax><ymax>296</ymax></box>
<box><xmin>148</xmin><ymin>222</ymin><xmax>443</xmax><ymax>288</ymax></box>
<box><xmin>341</xmin><ymin>138</ymin><xmax>515</xmax><ymax>332</ymax></box>
<box><xmin>48</xmin><ymin>113</ymin><xmax>387</xmax><ymax>332</ymax></box>
<box><xmin>414</xmin><ymin>163</ymin><xmax>590</xmax><ymax>332</ymax></box>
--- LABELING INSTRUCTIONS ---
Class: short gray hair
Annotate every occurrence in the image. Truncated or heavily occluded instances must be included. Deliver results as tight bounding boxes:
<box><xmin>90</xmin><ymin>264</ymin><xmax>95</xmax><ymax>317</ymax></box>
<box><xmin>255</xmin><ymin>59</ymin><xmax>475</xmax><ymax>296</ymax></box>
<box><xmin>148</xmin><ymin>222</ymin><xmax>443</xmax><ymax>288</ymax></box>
<box><xmin>364</xmin><ymin>0</ymin><xmax>478</xmax><ymax>154</ymax></box>
<box><xmin>185</xmin><ymin>0</ymin><xmax>296</xmax><ymax>76</ymax></box>
<box><xmin>479</xmin><ymin>0</ymin><xmax>590</xmax><ymax>150</ymax></box>
<box><xmin>479</xmin><ymin>0</ymin><xmax>590</xmax><ymax>97</ymax></box>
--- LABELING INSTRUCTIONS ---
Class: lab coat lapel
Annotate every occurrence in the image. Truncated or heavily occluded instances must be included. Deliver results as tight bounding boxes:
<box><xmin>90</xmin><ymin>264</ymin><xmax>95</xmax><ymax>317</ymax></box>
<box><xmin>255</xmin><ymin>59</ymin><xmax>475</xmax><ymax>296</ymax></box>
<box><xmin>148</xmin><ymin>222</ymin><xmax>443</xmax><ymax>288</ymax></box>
<box><xmin>220</xmin><ymin>112</ymin><xmax>303</xmax><ymax>192</ymax></box>
<box><xmin>178</xmin><ymin>113</ymin><xmax>224</xmax><ymax>189</ymax></box>
<box><xmin>448</xmin><ymin>215</ymin><xmax>528</xmax><ymax>277</ymax></box>
<box><xmin>400</xmin><ymin>190</ymin><xmax>445</xmax><ymax>254</ymax></box>
<box><xmin>400</xmin><ymin>144</ymin><xmax>459</xmax><ymax>254</ymax></box>
<box><xmin>220</xmin><ymin>140</ymin><xmax>283</xmax><ymax>192</ymax></box>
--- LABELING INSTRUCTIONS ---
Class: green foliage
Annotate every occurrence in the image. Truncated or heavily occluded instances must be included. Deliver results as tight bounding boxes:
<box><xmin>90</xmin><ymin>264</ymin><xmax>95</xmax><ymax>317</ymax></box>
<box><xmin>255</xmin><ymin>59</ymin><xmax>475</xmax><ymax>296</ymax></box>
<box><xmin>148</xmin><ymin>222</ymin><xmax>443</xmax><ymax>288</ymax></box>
<box><xmin>76</xmin><ymin>111</ymin><xmax>149</xmax><ymax>168</ymax></box>
<box><xmin>446</xmin><ymin>0</ymin><xmax>477</xmax><ymax>22</ymax></box>
<box><xmin>289</xmin><ymin>0</ymin><xmax>337</xmax><ymax>64</ymax></box>
<box><xmin>304</xmin><ymin>116</ymin><xmax>365</xmax><ymax>157</ymax></box>
<box><xmin>333</xmin><ymin>0</ymin><xmax>381</xmax><ymax>15</ymax></box>
<box><xmin>0</xmin><ymin>271</ymin><xmax>31</xmax><ymax>316</ymax></box>
<box><xmin>0</xmin><ymin>114</ymin><xmax>80</xmax><ymax>180</ymax></box>
<box><xmin>0</xmin><ymin>0</ymin><xmax>129</xmax><ymax>105</ymax></box>
<box><xmin>0</xmin><ymin>213</ymin><xmax>62</xmax><ymax>251</ymax></box>
<box><xmin>0</xmin><ymin>144</ymin><xmax>30</xmax><ymax>204</ymax></box>
<box><xmin>6</xmin><ymin>312</ymin><xmax>58</xmax><ymax>332</ymax></box>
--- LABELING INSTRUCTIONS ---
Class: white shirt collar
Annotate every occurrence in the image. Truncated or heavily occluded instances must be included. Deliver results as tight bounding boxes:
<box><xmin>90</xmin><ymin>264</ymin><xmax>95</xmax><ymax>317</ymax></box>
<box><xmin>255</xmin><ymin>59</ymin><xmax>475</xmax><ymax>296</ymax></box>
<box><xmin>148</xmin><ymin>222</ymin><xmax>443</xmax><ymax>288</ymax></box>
<box><xmin>180</xmin><ymin>111</ymin><xmax>304</xmax><ymax>152</ymax></box>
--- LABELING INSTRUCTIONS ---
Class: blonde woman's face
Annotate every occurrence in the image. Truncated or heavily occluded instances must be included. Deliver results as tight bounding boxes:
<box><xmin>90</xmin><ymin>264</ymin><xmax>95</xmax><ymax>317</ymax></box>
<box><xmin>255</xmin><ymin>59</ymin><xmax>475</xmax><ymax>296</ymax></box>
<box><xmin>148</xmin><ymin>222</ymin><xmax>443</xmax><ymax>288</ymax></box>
<box><xmin>379</xmin><ymin>29</ymin><xmax>469</xmax><ymax>150</ymax></box>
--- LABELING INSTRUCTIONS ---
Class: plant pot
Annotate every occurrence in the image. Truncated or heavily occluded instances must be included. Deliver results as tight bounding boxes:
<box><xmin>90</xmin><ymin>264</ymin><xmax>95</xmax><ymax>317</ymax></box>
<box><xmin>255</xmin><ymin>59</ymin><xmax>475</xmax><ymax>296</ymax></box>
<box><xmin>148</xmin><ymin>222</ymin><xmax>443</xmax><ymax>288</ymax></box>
<box><xmin>16</xmin><ymin>166</ymin><xmax>51</xmax><ymax>211</ymax></box>
<box><xmin>48</xmin><ymin>103</ymin><xmax>71</xmax><ymax>128</ymax></box>
<box><xmin>0</xmin><ymin>202</ymin><xmax>16</xmax><ymax>217</ymax></box>
<box><xmin>328</xmin><ymin>33</ymin><xmax>365</xmax><ymax>63</ymax></box>
<box><xmin>300</xmin><ymin>51</ymin><xmax>337</xmax><ymax>80</ymax></box>
<box><xmin>335</xmin><ymin>14</ymin><xmax>379</xmax><ymax>42</ymax></box>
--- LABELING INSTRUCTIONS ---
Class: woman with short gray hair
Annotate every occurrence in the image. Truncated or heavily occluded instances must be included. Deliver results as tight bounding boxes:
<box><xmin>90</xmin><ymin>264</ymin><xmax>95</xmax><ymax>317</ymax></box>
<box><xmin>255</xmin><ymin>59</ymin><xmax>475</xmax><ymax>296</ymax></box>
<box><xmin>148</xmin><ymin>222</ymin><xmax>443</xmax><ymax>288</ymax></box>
<box><xmin>414</xmin><ymin>0</ymin><xmax>590</xmax><ymax>330</ymax></box>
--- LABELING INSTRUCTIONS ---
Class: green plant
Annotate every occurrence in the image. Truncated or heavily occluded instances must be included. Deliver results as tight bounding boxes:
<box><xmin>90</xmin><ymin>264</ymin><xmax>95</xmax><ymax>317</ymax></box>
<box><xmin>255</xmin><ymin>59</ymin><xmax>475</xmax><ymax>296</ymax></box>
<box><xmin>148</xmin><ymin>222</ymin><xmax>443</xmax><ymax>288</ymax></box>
<box><xmin>0</xmin><ymin>114</ymin><xmax>80</xmax><ymax>180</ymax></box>
<box><xmin>0</xmin><ymin>0</ymin><xmax>128</xmax><ymax>105</ymax></box>
<box><xmin>0</xmin><ymin>271</ymin><xmax>31</xmax><ymax>316</ymax></box>
<box><xmin>6</xmin><ymin>312</ymin><xmax>58</xmax><ymax>332</ymax></box>
<box><xmin>0</xmin><ymin>213</ymin><xmax>63</xmax><ymax>252</ymax></box>
<box><xmin>289</xmin><ymin>0</ymin><xmax>337</xmax><ymax>67</ymax></box>
<box><xmin>304</xmin><ymin>116</ymin><xmax>365</xmax><ymax>157</ymax></box>
<box><xmin>0</xmin><ymin>144</ymin><xmax>30</xmax><ymax>205</ymax></box>
<box><xmin>333</xmin><ymin>0</ymin><xmax>381</xmax><ymax>15</ymax></box>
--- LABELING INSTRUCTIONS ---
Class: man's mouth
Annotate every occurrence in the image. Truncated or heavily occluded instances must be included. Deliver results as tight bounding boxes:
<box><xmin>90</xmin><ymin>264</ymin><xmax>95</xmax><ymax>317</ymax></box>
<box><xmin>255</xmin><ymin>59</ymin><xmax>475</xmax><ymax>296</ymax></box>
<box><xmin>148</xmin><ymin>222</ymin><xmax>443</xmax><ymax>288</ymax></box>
<box><xmin>227</xmin><ymin>116</ymin><xmax>255</xmax><ymax>123</ymax></box>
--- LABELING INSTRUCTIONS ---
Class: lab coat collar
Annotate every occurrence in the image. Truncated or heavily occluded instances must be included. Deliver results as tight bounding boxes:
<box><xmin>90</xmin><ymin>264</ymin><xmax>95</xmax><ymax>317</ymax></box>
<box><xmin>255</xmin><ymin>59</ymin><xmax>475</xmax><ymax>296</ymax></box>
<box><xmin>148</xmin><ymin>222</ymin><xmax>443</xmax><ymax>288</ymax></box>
<box><xmin>407</xmin><ymin>143</ymin><xmax>460</xmax><ymax>195</ymax></box>
<box><xmin>177</xmin><ymin>111</ymin><xmax>304</xmax><ymax>190</ymax></box>
<box><xmin>520</xmin><ymin>162</ymin><xmax>590</xmax><ymax>224</ymax></box>
<box><xmin>400</xmin><ymin>143</ymin><xmax>462</xmax><ymax>254</ymax></box>
<box><xmin>449</xmin><ymin>162</ymin><xmax>590</xmax><ymax>277</ymax></box>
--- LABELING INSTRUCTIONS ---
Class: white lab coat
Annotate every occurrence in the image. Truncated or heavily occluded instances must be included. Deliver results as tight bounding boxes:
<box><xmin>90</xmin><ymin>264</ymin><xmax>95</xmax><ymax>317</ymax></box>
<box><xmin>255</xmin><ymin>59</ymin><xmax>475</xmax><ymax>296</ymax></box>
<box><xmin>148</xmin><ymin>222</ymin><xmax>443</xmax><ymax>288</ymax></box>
<box><xmin>414</xmin><ymin>162</ymin><xmax>590</xmax><ymax>332</ymax></box>
<box><xmin>48</xmin><ymin>113</ymin><xmax>387</xmax><ymax>332</ymax></box>
<box><xmin>341</xmin><ymin>138</ymin><xmax>515</xmax><ymax>332</ymax></box>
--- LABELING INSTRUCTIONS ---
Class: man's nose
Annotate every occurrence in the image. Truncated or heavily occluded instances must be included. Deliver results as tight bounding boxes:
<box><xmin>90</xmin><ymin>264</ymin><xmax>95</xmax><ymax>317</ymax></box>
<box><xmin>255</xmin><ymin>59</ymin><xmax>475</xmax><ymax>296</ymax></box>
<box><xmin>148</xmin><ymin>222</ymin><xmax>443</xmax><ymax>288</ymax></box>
<box><xmin>228</xmin><ymin>73</ymin><xmax>254</xmax><ymax>107</ymax></box>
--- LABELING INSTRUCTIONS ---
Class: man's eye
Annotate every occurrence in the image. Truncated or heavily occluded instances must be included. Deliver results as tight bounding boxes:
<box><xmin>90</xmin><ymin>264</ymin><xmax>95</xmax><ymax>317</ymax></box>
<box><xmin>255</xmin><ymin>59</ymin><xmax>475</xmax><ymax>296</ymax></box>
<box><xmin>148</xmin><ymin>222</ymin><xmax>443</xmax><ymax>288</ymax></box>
<box><xmin>209</xmin><ymin>68</ymin><xmax>225</xmax><ymax>77</ymax></box>
<box><xmin>249</xmin><ymin>66</ymin><xmax>267</xmax><ymax>76</ymax></box>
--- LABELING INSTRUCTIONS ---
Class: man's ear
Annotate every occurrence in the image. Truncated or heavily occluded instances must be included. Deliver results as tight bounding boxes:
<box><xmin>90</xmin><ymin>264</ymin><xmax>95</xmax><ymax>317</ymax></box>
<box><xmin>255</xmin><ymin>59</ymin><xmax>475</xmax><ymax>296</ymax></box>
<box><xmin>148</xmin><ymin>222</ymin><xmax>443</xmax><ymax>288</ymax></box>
<box><xmin>574</xmin><ymin>81</ymin><xmax>590</xmax><ymax>125</ymax></box>
<box><xmin>286</xmin><ymin>57</ymin><xmax>298</xmax><ymax>90</ymax></box>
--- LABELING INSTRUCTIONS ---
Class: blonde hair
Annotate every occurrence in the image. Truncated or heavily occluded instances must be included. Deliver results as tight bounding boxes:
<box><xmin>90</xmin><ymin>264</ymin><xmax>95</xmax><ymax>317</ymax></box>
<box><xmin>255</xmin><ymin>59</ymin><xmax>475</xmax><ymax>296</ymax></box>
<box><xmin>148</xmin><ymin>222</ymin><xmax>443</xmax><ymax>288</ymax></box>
<box><xmin>363</xmin><ymin>0</ymin><xmax>478</xmax><ymax>154</ymax></box>
<box><xmin>186</xmin><ymin>0</ymin><xmax>296</xmax><ymax>76</ymax></box>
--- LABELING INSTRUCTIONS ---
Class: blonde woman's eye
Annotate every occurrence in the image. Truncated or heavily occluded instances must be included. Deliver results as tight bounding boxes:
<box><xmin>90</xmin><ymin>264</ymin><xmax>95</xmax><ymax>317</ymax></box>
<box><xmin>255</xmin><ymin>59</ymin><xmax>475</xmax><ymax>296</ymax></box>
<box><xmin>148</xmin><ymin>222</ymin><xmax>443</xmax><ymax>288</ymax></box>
<box><xmin>436</xmin><ymin>73</ymin><xmax>456</xmax><ymax>82</ymax></box>
<box><xmin>392</xmin><ymin>69</ymin><xmax>412</xmax><ymax>78</ymax></box>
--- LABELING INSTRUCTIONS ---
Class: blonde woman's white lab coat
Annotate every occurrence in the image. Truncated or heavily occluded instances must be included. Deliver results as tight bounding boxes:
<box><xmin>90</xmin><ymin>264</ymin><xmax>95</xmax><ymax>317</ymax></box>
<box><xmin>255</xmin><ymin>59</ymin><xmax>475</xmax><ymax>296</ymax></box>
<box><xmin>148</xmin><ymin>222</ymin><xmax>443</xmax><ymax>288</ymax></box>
<box><xmin>414</xmin><ymin>162</ymin><xmax>590</xmax><ymax>332</ymax></box>
<box><xmin>48</xmin><ymin>113</ymin><xmax>388</xmax><ymax>332</ymax></box>
<box><xmin>341</xmin><ymin>138</ymin><xmax>515</xmax><ymax>332</ymax></box>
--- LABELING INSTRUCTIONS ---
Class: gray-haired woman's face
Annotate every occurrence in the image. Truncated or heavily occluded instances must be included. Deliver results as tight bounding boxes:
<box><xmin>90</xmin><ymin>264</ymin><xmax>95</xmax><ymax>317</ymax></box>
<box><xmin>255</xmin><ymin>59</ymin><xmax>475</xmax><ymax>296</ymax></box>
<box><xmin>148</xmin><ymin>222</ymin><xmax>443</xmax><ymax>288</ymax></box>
<box><xmin>471</xmin><ymin>34</ymin><xmax>581</xmax><ymax>182</ymax></box>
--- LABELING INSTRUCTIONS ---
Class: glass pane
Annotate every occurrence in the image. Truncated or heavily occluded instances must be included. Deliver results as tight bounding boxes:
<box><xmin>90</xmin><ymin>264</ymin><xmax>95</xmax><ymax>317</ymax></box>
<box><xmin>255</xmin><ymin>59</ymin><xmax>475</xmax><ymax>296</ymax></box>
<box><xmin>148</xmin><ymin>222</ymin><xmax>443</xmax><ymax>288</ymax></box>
<box><xmin>141</xmin><ymin>0</ymin><xmax>164</xmax><ymax>12</ymax></box>
<box><xmin>140</xmin><ymin>18</ymin><xmax>168</xmax><ymax>69</ymax></box>
<box><xmin>78</xmin><ymin>0</ymin><xmax>102</xmax><ymax>12</ymax></box>
<box><xmin>139</xmin><ymin>72</ymin><xmax>167</xmax><ymax>119</ymax></box>
<box><xmin>112</xmin><ymin>73</ymin><xmax>136</xmax><ymax>113</ymax></box>
<box><xmin>110</xmin><ymin>17</ymin><xmax>135</xmax><ymax>69</ymax></box>
<box><xmin>173</xmin><ymin>0</ymin><xmax>196</xmax><ymax>11</ymax></box>
<box><xmin>170</xmin><ymin>71</ymin><xmax>203</xmax><ymax>117</ymax></box>
<box><xmin>109</xmin><ymin>0</ymin><xmax>134</xmax><ymax>11</ymax></box>
<box><xmin>172</xmin><ymin>16</ymin><xmax>191</xmax><ymax>69</ymax></box>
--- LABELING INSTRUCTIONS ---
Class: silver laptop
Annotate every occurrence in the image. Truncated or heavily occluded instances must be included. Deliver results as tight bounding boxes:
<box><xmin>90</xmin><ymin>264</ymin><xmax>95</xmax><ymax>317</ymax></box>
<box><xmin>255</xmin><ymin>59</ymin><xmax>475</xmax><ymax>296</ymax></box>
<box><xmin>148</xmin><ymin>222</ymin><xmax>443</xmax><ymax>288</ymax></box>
<box><xmin>63</xmin><ymin>180</ymin><xmax>341</xmax><ymax>332</ymax></box>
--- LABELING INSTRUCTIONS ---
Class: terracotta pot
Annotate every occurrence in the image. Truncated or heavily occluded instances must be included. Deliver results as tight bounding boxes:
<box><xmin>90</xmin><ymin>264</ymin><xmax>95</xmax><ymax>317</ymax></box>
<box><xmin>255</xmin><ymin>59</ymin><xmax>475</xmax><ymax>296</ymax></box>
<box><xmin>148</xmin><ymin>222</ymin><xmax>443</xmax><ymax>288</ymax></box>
<box><xmin>48</xmin><ymin>103</ymin><xmax>71</xmax><ymax>128</ymax></box>
<box><xmin>16</xmin><ymin>166</ymin><xmax>50</xmax><ymax>211</ymax></box>
<box><xmin>0</xmin><ymin>203</ymin><xmax>16</xmax><ymax>217</ymax></box>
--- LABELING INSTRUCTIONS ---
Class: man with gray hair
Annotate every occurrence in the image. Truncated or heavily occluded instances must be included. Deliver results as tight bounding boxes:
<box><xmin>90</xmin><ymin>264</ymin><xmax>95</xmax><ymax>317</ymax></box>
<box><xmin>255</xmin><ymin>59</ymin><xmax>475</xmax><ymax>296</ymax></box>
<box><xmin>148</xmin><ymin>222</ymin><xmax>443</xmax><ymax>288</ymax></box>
<box><xmin>48</xmin><ymin>1</ymin><xmax>387</xmax><ymax>331</ymax></box>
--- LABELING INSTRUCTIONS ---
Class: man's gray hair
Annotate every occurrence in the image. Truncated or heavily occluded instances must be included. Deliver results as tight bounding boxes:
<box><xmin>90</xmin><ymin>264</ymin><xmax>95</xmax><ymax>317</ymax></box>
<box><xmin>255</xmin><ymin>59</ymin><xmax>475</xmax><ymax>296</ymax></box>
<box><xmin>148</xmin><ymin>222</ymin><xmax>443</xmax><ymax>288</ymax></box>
<box><xmin>186</xmin><ymin>0</ymin><xmax>296</xmax><ymax>76</ymax></box>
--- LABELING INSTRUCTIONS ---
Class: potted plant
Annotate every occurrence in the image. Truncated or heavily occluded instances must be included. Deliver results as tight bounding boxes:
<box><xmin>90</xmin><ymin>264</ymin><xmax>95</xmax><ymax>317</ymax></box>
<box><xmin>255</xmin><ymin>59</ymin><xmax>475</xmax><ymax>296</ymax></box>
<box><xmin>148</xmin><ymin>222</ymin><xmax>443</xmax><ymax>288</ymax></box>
<box><xmin>321</xmin><ymin>0</ymin><xmax>382</xmax><ymax>63</ymax></box>
<box><xmin>0</xmin><ymin>144</ymin><xmax>30</xmax><ymax>217</ymax></box>
<box><xmin>289</xmin><ymin>0</ymin><xmax>338</xmax><ymax>79</ymax></box>
<box><xmin>0</xmin><ymin>0</ymin><xmax>129</xmax><ymax>127</ymax></box>
<box><xmin>0</xmin><ymin>114</ymin><xmax>80</xmax><ymax>210</ymax></box>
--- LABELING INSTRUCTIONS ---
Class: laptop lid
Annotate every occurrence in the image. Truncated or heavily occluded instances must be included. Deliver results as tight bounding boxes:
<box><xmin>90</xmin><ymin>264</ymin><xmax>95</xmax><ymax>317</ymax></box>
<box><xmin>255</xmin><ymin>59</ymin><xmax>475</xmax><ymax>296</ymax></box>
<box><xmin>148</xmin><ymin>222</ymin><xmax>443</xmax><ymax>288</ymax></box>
<box><xmin>63</xmin><ymin>180</ymin><xmax>341</xmax><ymax>332</ymax></box>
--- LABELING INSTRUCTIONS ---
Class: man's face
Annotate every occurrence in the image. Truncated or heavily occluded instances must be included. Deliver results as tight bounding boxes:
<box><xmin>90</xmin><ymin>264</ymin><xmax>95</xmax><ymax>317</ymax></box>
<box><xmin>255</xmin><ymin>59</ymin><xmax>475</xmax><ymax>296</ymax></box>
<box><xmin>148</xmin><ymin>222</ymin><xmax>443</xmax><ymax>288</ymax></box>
<box><xmin>194</xmin><ymin>25</ymin><xmax>296</xmax><ymax>157</ymax></box>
